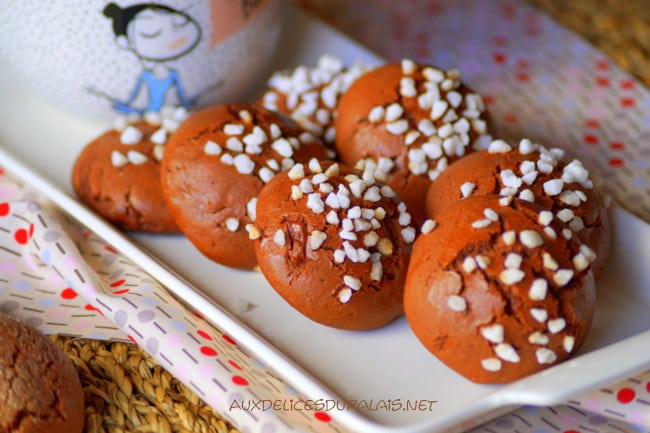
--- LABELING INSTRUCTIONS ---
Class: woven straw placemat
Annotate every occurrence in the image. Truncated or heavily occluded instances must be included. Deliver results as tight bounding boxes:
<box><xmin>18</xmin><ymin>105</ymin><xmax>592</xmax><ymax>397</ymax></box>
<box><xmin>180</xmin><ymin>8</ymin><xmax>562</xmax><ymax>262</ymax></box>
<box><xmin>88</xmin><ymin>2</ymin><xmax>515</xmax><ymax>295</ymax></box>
<box><xmin>53</xmin><ymin>2</ymin><xmax>650</xmax><ymax>432</ymax></box>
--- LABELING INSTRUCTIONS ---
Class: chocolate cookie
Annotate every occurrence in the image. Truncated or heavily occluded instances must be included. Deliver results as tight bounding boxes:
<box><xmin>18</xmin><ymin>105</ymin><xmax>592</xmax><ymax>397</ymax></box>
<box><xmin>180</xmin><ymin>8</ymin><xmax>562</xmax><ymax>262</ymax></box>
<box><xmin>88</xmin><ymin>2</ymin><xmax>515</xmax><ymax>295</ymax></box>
<box><xmin>71</xmin><ymin>108</ymin><xmax>187</xmax><ymax>232</ymax></box>
<box><xmin>161</xmin><ymin>103</ymin><xmax>330</xmax><ymax>270</ymax></box>
<box><xmin>404</xmin><ymin>196</ymin><xmax>597</xmax><ymax>383</ymax></box>
<box><xmin>0</xmin><ymin>313</ymin><xmax>84</xmax><ymax>433</ymax></box>
<box><xmin>260</xmin><ymin>54</ymin><xmax>371</xmax><ymax>147</ymax></box>
<box><xmin>334</xmin><ymin>59</ymin><xmax>492</xmax><ymax>223</ymax></box>
<box><xmin>250</xmin><ymin>159</ymin><xmax>416</xmax><ymax>330</ymax></box>
<box><xmin>425</xmin><ymin>138</ymin><xmax>610</xmax><ymax>276</ymax></box>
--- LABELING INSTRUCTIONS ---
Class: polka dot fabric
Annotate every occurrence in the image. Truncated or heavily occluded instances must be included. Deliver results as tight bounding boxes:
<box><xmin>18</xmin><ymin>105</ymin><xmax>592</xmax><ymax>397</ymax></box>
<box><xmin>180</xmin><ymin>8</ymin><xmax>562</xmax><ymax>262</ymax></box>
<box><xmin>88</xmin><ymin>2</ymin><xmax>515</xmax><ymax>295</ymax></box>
<box><xmin>302</xmin><ymin>0</ymin><xmax>650</xmax><ymax>224</ymax></box>
<box><xmin>0</xmin><ymin>167</ymin><xmax>340</xmax><ymax>433</ymax></box>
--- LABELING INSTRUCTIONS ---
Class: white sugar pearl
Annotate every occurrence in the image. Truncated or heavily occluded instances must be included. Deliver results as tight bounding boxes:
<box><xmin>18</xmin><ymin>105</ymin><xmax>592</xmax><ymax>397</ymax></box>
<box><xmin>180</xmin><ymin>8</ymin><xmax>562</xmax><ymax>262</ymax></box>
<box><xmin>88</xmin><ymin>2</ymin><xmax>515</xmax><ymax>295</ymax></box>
<box><xmin>530</xmin><ymin>308</ymin><xmax>548</xmax><ymax>323</ymax></box>
<box><xmin>488</xmin><ymin>139</ymin><xmax>512</xmax><ymax>153</ymax></box>
<box><xmin>224</xmin><ymin>123</ymin><xmax>244</xmax><ymax>135</ymax></box>
<box><xmin>273</xmin><ymin>229</ymin><xmax>286</xmax><ymax>246</ymax></box>
<box><xmin>447</xmin><ymin>295</ymin><xmax>467</xmax><ymax>312</ymax></box>
<box><xmin>343</xmin><ymin>275</ymin><xmax>362</xmax><ymax>291</ymax></box>
<box><xmin>499</xmin><ymin>269</ymin><xmax>525</xmax><ymax>284</ymax></box>
<box><xmin>460</xmin><ymin>182</ymin><xmax>476</xmax><ymax>198</ymax></box>
<box><xmin>127</xmin><ymin>150</ymin><xmax>148</xmax><ymax>165</ymax></box>
<box><xmin>481</xmin><ymin>358</ymin><xmax>502</xmax><ymax>372</ymax></box>
<box><xmin>225</xmin><ymin>218</ymin><xmax>239</xmax><ymax>232</ymax></box>
<box><xmin>528</xmin><ymin>279</ymin><xmax>548</xmax><ymax>300</ymax></box>
<box><xmin>519</xmin><ymin>230</ymin><xmax>544</xmax><ymax>248</ymax></box>
<box><xmin>338</xmin><ymin>288</ymin><xmax>352</xmax><ymax>303</ymax></box>
<box><xmin>536</xmin><ymin>348</ymin><xmax>557</xmax><ymax>364</ymax></box>
<box><xmin>233</xmin><ymin>154</ymin><xmax>255</xmax><ymax>174</ymax></box>
<box><xmin>480</xmin><ymin>324</ymin><xmax>504</xmax><ymax>344</ymax></box>
<box><xmin>120</xmin><ymin>126</ymin><xmax>143</xmax><ymax>145</ymax></box>
<box><xmin>204</xmin><ymin>140</ymin><xmax>222</xmax><ymax>155</ymax></box>
<box><xmin>543</xmin><ymin>179</ymin><xmax>564</xmax><ymax>196</ymax></box>
<box><xmin>494</xmin><ymin>343</ymin><xmax>520</xmax><ymax>363</ymax></box>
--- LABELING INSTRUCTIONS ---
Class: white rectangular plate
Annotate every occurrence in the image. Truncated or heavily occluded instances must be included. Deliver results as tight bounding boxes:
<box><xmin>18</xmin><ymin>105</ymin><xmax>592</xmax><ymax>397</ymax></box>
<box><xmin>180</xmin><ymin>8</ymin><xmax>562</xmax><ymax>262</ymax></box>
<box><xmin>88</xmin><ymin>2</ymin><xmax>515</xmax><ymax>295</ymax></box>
<box><xmin>1</xmin><ymin>6</ymin><xmax>650</xmax><ymax>433</ymax></box>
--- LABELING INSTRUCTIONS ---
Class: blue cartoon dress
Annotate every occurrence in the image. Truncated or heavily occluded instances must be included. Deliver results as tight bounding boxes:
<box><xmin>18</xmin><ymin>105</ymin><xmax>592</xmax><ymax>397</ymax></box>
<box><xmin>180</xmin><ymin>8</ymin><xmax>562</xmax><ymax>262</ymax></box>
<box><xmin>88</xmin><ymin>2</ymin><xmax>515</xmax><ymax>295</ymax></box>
<box><xmin>113</xmin><ymin>69</ymin><xmax>192</xmax><ymax>114</ymax></box>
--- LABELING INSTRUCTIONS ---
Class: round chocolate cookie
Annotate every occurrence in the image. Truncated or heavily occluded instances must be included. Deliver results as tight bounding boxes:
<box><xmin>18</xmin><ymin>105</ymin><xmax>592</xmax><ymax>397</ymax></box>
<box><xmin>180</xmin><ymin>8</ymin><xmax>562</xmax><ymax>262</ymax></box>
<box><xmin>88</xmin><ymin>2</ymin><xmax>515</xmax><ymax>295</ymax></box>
<box><xmin>251</xmin><ymin>159</ymin><xmax>417</xmax><ymax>330</ymax></box>
<box><xmin>71</xmin><ymin>108</ymin><xmax>187</xmax><ymax>232</ymax></box>
<box><xmin>334</xmin><ymin>58</ymin><xmax>491</xmax><ymax>223</ymax></box>
<box><xmin>425</xmin><ymin>138</ymin><xmax>610</xmax><ymax>276</ymax></box>
<box><xmin>161</xmin><ymin>103</ymin><xmax>330</xmax><ymax>270</ymax></box>
<box><xmin>260</xmin><ymin>54</ymin><xmax>371</xmax><ymax>147</ymax></box>
<box><xmin>404</xmin><ymin>196</ymin><xmax>597</xmax><ymax>383</ymax></box>
<box><xmin>0</xmin><ymin>313</ymin><xmax>85</xmax><ymax>433</ymax></box>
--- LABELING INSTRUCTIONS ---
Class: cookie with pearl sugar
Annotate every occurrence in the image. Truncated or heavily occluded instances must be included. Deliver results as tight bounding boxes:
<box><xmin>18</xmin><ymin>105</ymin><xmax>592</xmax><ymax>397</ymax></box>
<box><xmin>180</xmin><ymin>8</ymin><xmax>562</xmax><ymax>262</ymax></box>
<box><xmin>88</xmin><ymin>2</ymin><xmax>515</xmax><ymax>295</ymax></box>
<box><xmin>250</xmin><ymin>159</ymin><xmax>417</xmax><ymax>330</ymax></box>
<box><xmin>334</xmin><ymin>58</ymin><xmax>492</xmax><ymax>224</ymax></box>
<box><xmin>160</xmin><ymin>103</ymin><xmax>329</xmax><ymax>270</ymax></box>
<box><xmin>404</xmin><ymin>195</ymin><xmax>596</xmax><ymax>383</ymax></box>
<box><xmin>260</xmin><ymin>54</ymin><xmax>372</xmax><ymax>148</ymax></box>
<box><xmin>425</xmin><ymin>138</ymin><xmax>610</xmax><ymax>277</ymax></box>
<box><xmin>72</xmin><ymin>107</ymin><xmax>187</xmax><ymax>233</ymax></box>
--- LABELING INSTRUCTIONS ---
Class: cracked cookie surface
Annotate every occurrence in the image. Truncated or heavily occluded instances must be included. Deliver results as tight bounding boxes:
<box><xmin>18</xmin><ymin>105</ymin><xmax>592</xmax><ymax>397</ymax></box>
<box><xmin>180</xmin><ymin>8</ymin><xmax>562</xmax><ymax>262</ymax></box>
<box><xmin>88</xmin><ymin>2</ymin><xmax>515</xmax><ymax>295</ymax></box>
<box><xmin>72</xmin><ymin>120</ymin><xmax>179</xmax><ymax>233</ymax></box>
<box><xmin>0</xmin><ymin>313</ymin><xmax>84</xmax><ymax>433</ymax></box>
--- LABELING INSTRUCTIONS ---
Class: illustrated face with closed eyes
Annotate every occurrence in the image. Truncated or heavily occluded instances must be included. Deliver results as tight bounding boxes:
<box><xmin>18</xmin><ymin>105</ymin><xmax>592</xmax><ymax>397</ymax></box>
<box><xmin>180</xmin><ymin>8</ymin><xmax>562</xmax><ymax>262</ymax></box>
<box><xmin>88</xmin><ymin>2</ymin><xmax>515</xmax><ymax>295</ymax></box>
<box><xmin>126</xmin><ymin>8</ymin><xmax>201</xmax><ymax>62</ymax></box>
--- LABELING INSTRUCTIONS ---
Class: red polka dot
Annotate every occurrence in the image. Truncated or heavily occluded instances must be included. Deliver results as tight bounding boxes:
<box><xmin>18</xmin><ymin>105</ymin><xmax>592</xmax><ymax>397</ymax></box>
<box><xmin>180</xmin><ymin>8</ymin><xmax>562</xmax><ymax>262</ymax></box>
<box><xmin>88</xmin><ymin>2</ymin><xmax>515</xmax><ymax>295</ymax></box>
<box><xmin>645</xmin><ymin>382</ymin><xmax>650</xmax><ymax>393</ymax></box>
<box><xmin>504</xmin><ymin>113</ymin><xmax>518</xmax><ymax>123</ymax></box>
<box><xmin>314</xmin><ymin>412</ymin><xmax>331</xmax><ymax>422</ymax></box>
<box><xmin>425</xmin><ymin>2</ymin><xmax>442</xmax><ymax>15</ymax></box>
<box><xmin>200</xmin><ymin>346</ymin><xmax>218</xmax><ymax>356</ymax></box>
<box><xmin>596</xmin><ymin>59</ymin><xmax>610</xmax><ymax>70</ymax></box>
<box><xmin>197</xmin><ymin>329</ymin><xmax>213</xmax><ymax>340</ymax></box>
<box><xmin>61</xmin><ymin>288</ymin><xmax>78</xmax><ymax>299</ymax></box>
<box><xmin>104</xmin><ymin>245</ymin><xmax>118</xmax><ymax>254</ymax></box>
<box><xmin>415</xmin><ymin>46</ymin><xmax>429</xmax><ymax>58</ymax></box>
<box><xmin>617</xmin><ymin>387</ymin><xmax>636</xmax><ymax>404</ymax></box>
<box><xmin>621</xmin><ymin>79</ymin><xmax>635</xmax><ymax>90</ymax></box>
<box><xmin>110</xmin><ymin>279</ymin><xmax>125</xmax><ymax>288</ymax></box>
<box><xmin>583</xmin><ymin>134</ymin><xmax>598</xmax><ymax>144</ymax></box>
<box><xmin>493</xmin><ymin>53</ymin><xmax>506</xmax><ymax>64</ymax></box>
<box><xmin>482</xmin><ymin>95</ymin><xmax>495</xmax><ymax>105</ymax></box>
<box><xmin>564</xmin><ymin>430</ymin><xmax>580</xmax><ymax>433</ymax></box>
<box><xmin>621</xmin><ymin>97</ymin><xmax>636</xmax><ymax>108</ymax></box>
<box><xmin>596</xmin><ymin>77</ymin><xmax>610</xmax><ymax>87</ymax></box>
<box><xmin>112</xmin><ymin>288</ymin><xmax>130</xmax><ymax>295</ymax></box>
<box><xmin>609</xmin><ymin>158</ymin><xmax>624</xmax><ymax>167</ymax></box>
<box><xmin>585</xmin><ymin>118</ymin><xmax>600</xmax><ymax>128</ymax></box>
<box><xmin>232</xmin><ymin>375</ymin><xmax>249</xmax><ymax>386</ymax></box>
<box><xmin>222</xmin><ymin>335</ymin><xmax>237</xmax><ymax>345</ymax></box>
<box><xmin>84</xmin><ymin>304</ymin><xmax>100</xmax><ymax>312</ymax></box>
<box><xmin>228</xmin><ymin>360</ymin><xmax>243</xmax><ymax>371</ymax></box>
<box><xmin>0</xmin><ymin>203</ymin><xmax>9</xmax><ymax>217</ymax></box>
<box><xmin>610</xmin><ymin>142</ymin><xmax>625</xmax><ymax>150</ymax></box>
<box><xmin>14</xmin><ymin>228</ymin><xmax>30</xmax><ymax>245</ymax></box>
<box><xmin>493</xmin><ymin>36</ymin><xmax>507</xmax><ymax>47</ymax></box>
<box><xmin>516</xmin><ymin>72</ymin><xmax>530</xmax><ymax>82</ymax></box>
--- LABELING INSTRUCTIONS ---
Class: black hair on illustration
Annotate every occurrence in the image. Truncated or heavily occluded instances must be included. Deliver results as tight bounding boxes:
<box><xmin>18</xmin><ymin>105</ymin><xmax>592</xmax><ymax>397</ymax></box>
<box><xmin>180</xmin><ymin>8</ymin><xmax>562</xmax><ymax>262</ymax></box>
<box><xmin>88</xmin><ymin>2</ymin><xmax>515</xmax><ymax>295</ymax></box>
<box><xmin>103</xmin><ymin>2</ymin><xmax>180</xmax><ymax>36</ymax></box>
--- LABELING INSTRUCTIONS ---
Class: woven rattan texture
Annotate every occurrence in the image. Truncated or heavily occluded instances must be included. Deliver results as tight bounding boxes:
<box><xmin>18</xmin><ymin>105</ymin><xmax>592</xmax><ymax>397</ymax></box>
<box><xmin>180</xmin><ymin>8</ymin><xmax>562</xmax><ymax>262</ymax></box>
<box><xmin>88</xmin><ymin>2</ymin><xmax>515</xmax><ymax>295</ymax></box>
<box><xmin>54</xmin><ymin>2</ymin><xmax>650</xmax><ymax>432</ymax></box>
<box><xmin>51</xmin><ymin>336</ymin><xmax>238</xmax><ymax>433</ymax></box>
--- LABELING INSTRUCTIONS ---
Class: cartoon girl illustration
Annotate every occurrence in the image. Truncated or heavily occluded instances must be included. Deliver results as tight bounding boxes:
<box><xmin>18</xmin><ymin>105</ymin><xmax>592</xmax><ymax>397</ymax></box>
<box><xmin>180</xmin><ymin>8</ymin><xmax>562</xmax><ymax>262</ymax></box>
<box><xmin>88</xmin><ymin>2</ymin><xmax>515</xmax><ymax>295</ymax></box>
<box><xmin>92</xmin><ymin>2</ymin><xmax>203</xmax><ymax>114</ymax></box>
